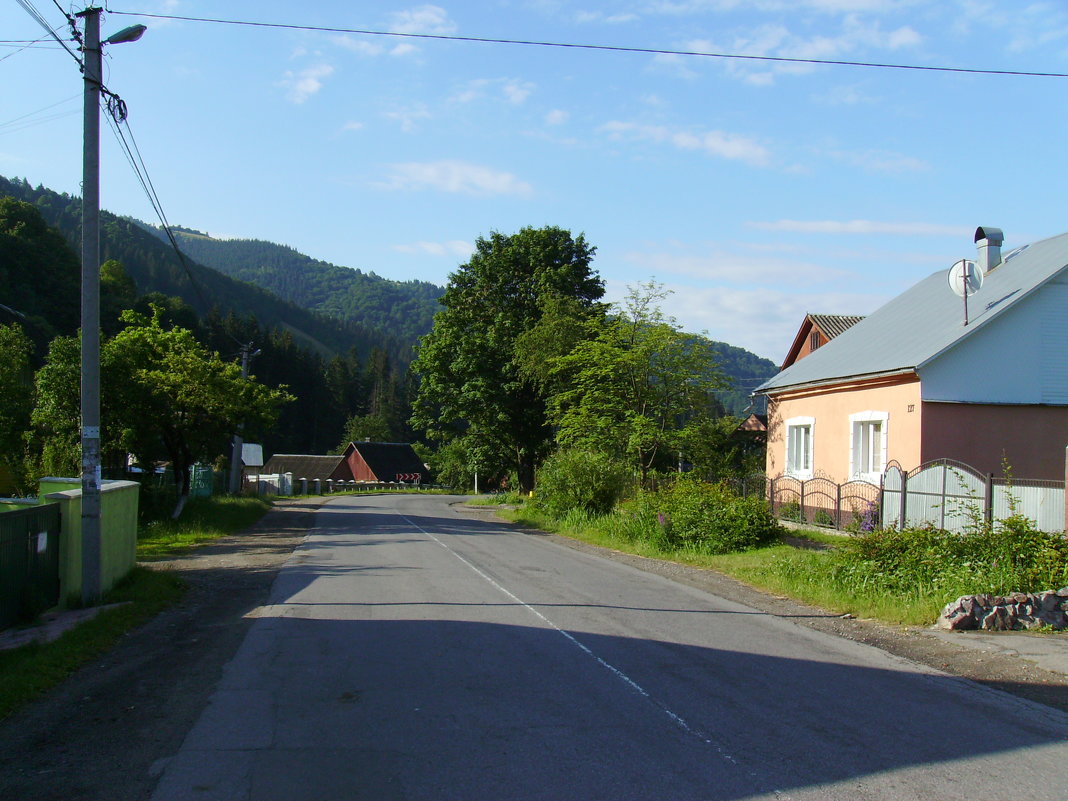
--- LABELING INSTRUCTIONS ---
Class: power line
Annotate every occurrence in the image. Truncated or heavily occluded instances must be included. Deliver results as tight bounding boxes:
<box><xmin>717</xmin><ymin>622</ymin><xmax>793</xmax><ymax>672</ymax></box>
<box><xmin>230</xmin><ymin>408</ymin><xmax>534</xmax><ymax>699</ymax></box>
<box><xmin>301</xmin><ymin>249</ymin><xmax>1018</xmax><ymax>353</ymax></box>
<box><xmin>103</xmin><ymin>110</ymin><xmax>216</xmax><ymax>315</ymax></box>
<box><xmin>109</xmin><ymin>8</ymin><xmax>1068</xmax><ymax>79</ymax></box>
<box><xmin>0</xmin><ymin>93</ymin><xmax>80</xmax><ymax>133</ymax></box>
<box><xmin>13</xmin><ymin>0</ymin><xmax>82</xmax><ymax>67</ymax></box>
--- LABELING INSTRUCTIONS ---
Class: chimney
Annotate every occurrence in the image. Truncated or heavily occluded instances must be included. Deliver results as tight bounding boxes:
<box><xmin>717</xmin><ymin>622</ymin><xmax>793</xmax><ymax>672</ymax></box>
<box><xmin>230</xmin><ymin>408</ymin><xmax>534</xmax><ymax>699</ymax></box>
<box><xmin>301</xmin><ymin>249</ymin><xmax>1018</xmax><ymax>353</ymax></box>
<box><xmin>975</xmin><ymin>226</ymin><xmax>1004</xmax><ymax>273</ymax></box>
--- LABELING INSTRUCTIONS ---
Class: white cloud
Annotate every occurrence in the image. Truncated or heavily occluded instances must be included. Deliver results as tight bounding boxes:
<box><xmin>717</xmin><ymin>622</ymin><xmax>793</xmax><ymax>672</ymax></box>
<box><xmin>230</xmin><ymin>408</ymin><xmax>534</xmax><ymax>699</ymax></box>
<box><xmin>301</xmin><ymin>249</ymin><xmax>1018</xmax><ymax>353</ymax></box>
<box><xmin>827</xmin><ymin>148</ymin><xmax>929</xmax><ymax>173</ymax></box>
<box><xmin>333</xmin><ymin>35</ymin><xmax>385</xmax><ymax>56</ymax></box>
<box><xmin>601</xmin><ymin>121</ymin><xmax>771</xmax><ymax>166</ymax></box>
<box><xmin>387</xmin><ymin>5</ymin><xmax>457</xmax><ymax>35</ymax></box>
<box><xmin>343</xmin><ymin>121</ymin><xmax>365</xmax><ymax>132</ymax></box>
<box><xmin>278</xmin><ymin>64</ymin><xmax>335</xmax><ymax>104</ymax></box>
<box><xmin>394</xmin><ymin>240</ymin><xmax>474</xmax><ymax>258</ymax></box>
<box><xmin>623</xmin><ymin>248</ymin><xmax>851</xmax><ymax>285</ymax></box>
<box><xmin>816</xmin><ymin>83</ymin><xmax>876</xmax><ymax>105</ymax></box>
<box><xmin>375</xmin><ymin>161</ymin><xmax>534</xmax><ymax>196</ymax></box>
<box><xmin>453</xmin><ymin>78</ymin><xmax>536</xmax><ymax>105</ymax></box>
<box><xmin>574</xmin><ymin>10</ymin><xmax>639</xmax><ymax>23</ymax></box>
<box><xmin>749</xmin><ymin>219</ymin><xmax>972</xmax><ymax>236</ymax></box>
<box><xmin>545</xmin><ymin>109</ymin><xmax>569</xmax><ymax>125</ymax></box>
<box><xmin>603</xmin><ymin>279</ymin><xmax>884</xmax><ymax>360</ymax></box>
<box><xmin>677</xmin><ymin>15</ymin><xmax>922</xmax><ymax>85</ymax></box>
<box><xmin>503</xmin><ymin>80</ymin><xmax>535</xmax><ymax>104</ymax></box>
<box><xmin>382</xmin><ymin>105</ymin><xmax>432</xmax><ymax>132</ymax></box>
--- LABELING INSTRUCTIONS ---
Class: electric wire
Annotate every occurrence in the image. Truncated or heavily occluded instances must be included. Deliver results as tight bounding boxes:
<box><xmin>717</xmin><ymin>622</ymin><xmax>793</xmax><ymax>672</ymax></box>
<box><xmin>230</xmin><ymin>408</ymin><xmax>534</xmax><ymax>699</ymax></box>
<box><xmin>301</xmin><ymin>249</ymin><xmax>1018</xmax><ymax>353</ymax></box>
<box><xmin>0</xmin><ymin>34</ymin><xmax>57</xmax><ymax>63</ymax></box>
<box><xmin>13</xmin><ymin>0</ymin><xmax>82</xmax><ymax>67</ymax></box>
<box><xmin>0</xmin><ymin>93</ymin><xmax>80</xmax><ymax>133</ymax></box>
<box><xmin>103</xmin><ymin>110</ymin><xmax>216</xmax><ymax>316</ymax></box>
<box><xmin>109</xmin><ymin>8</ymin><xmax>1068</xmax><ymax>79</ymax></box>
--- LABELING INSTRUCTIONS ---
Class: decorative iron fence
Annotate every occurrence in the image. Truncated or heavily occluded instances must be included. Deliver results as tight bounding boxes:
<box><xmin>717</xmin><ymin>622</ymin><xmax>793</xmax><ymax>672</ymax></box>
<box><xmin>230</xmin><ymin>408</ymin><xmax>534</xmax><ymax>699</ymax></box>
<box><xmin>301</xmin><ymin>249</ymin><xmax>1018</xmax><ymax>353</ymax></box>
<box><xmin>0</xmin><ymin>503</ymin><xmax>61</xmax><ymax>630</ymax></box>
<box><xmin>767</xmin><ymin>474</ymin><xmax>880</xmax><ymax>531</ymax></box>
<box><xmin>768</xmin><ymin>458</ymin><xmax>1066</xmax><ymax>534</ymax></box>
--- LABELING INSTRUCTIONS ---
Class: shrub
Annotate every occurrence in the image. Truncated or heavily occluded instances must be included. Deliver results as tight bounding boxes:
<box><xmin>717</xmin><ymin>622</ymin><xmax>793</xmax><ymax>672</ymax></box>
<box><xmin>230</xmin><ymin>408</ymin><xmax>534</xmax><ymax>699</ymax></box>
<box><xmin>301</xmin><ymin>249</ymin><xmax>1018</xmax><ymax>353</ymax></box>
<box><xmin>778</xmin><ymin>500</ymin><xmax>803</xmax><ymax>522</ymax></box>
<box><xmin>812</xmin><ymin>508</ymin><xmax>836</xmax><ymax>528</ymax></box>
<box><xmin>535</xmin><ymin>450</ymin><xmax>634</xmax><ymax>517</ymax></box>
<box><xmin>631</xmin><ymin>478</ymin><xmax>781</xmax><ymax>554</ymax></box>
<box><xmin>835</xmin><ymin>516</ymin><xmax>1068</xmax><ymax>598</ymax></box>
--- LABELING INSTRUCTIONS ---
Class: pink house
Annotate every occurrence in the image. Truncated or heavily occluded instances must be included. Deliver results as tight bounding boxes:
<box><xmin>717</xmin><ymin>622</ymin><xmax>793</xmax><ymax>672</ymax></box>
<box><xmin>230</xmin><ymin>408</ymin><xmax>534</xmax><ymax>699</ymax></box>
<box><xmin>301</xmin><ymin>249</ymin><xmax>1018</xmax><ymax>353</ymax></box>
<box><xmin>757</xmin><ymin>226</ymin><xmax>1068</xmax><ymax>485</ymax></box>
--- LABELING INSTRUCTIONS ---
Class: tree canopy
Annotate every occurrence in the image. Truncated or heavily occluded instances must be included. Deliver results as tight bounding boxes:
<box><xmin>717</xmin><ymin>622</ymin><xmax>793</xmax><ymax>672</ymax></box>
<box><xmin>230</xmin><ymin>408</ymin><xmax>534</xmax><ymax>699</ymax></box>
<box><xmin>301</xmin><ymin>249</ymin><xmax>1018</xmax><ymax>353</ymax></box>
<box><xmin>547</xmin><ymin>282</ymin><xmax>726</xmax><ymax>482</ymax></box>
<box><xmin>411</xmin><ymin>226</ymin><xmax>604</xmax><ymax>491</ymax></box>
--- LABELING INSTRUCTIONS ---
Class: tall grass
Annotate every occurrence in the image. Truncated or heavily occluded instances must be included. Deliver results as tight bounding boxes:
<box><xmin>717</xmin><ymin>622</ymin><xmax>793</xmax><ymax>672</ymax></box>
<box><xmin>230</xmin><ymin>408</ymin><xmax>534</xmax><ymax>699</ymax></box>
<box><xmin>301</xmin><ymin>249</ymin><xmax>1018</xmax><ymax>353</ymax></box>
<box><xmin>137</xmin><ymin>495</ymin><xmax>271</xmax><ymax>558</ymax></box>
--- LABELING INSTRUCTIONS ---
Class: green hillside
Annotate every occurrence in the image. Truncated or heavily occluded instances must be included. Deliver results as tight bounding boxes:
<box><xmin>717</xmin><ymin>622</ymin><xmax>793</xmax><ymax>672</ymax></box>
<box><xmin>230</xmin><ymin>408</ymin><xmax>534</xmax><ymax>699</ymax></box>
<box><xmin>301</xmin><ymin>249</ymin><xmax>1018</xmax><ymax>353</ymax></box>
<box><xmin>148</xmin><ymin>227</ymin><xmax>444</xmax><ymax>346</ymax></box>
<box><xmin>0</xmin><ymin>176</ymin><xmax>411</xmax><ymax>366</ymax></box>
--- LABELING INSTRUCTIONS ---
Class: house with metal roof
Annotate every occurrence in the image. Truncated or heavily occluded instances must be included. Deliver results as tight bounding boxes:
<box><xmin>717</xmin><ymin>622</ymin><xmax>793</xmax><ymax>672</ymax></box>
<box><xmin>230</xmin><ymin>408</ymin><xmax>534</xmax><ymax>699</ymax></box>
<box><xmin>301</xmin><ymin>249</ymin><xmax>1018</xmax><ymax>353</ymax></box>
<box><xmin>780</xmin><ymin>313</ymin><xmax>865</xmax><ymax>370</ymax></box>
<box><xmin>755</xmin><ymin>226</ymin><xmax>1068</xmax><ymax>484</ymax></box>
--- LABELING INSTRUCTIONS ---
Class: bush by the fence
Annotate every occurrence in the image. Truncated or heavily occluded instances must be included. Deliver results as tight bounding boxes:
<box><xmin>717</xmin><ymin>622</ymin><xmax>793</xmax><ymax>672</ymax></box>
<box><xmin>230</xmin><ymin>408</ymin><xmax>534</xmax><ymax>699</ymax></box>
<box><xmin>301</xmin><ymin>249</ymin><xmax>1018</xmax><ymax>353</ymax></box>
<box><xmin>837</xmin><ymin>515</ymin><xmax>1068</xmax><ymax>597</ymax></box>
<box><xmin>535</xmin><ymin>450</ymin><xmax>634</xmax><ymax>517</ymax></box>
<box><xmin>630</xmin><ymin>478</ymin><xmax>781</xmax><ymax>554</ymax></box>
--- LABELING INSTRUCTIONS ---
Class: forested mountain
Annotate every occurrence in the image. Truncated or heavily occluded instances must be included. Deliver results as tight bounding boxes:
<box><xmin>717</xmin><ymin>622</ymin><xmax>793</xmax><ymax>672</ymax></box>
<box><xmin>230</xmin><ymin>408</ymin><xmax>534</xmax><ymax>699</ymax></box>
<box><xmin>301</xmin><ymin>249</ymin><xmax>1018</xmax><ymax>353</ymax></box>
<box><xmin>0</xmin><ymin>176</ymin><xmax>413</xmax><ymax>368</ymax></box>
<box><xmin>147</xmin><ymin>228</ymin><xmax>445</xmax><ymax>346</ymax></box>
<box><xmin>709</xmin><ymin>342</ymin><xmax>777</xmax><ymax>416</ymax></box>
<box><xmin>139</xmin><ymin>223</ymin><xmax>775</xmax><ymax>415</ymax></box>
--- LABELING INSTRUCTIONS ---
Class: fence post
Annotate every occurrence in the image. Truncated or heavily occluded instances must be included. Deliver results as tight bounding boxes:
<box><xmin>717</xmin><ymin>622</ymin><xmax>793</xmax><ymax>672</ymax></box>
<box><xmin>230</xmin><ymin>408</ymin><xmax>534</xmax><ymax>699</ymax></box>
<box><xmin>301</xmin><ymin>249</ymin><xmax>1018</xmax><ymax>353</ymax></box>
<box><xmin>985</xmin><ymin>473</ymin><xmax>994</xmax><ymax>526</ymax></box>
<box><xmin>800</xmin><ymin>479</ymin><xmax>806</xmax><ymax>522</ymax></box>
<box><xmin>835</xmin><ymin>483</ymin><xmax>842</xmax><ymax>530</ymax></box>
<box><xmin>900</xmin><ymin>468</ymin><xmax>908</xmax><ymax>529</ymax></box>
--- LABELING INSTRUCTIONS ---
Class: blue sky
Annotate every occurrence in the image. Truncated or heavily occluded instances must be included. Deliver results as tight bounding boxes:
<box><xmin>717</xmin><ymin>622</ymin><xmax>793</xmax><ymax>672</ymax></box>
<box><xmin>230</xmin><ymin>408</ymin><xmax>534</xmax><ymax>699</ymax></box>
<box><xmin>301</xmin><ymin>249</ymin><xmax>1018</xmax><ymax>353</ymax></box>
<box><xmin>4</xmin><ymin>1</ymin><xmax>1068</xmax><ymax>361</ymax></box>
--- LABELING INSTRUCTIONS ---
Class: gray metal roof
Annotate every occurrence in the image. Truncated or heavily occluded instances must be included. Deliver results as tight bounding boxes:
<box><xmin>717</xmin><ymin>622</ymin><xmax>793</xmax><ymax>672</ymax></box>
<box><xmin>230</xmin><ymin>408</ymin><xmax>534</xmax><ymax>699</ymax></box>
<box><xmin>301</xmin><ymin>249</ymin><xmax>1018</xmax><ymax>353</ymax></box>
<box><xmin>757</xmin><ymin>230</ymin><xmax>1068</xmax><ymax>394</ymax></box>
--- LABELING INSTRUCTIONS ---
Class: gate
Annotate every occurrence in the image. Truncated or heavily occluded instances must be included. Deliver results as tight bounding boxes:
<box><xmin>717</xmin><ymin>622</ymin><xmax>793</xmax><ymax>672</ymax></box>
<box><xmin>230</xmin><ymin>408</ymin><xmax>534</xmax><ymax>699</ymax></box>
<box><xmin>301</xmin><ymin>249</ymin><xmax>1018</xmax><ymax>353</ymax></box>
<box><xmin>0</xmin><ymin>503</ymin><xmax>62</xmax><ymax>630</ymax></box>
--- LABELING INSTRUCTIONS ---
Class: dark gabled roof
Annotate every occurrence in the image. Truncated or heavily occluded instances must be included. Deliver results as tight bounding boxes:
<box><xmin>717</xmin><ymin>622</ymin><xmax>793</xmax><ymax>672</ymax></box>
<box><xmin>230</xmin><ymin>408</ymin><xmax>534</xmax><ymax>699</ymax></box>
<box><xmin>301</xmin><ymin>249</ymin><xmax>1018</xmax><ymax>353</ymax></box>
<box><xmin>262</xmin><ymin>454</ymin><xmax>346</xmax><ymax>481</ymax></box>
<box><xmin>781</xmin><ymin>313</ymin><xmax>865</xmax><ymax>370</ymax></box>
<box><xmin>344</xmin><ymin>442</ymin><xmax>424</xmax><ymax>480</ymax></box>
<box><xmin>759</xmin><ymin>229</ymin><xmax>1068</xmax><ymax>394</ymax></box>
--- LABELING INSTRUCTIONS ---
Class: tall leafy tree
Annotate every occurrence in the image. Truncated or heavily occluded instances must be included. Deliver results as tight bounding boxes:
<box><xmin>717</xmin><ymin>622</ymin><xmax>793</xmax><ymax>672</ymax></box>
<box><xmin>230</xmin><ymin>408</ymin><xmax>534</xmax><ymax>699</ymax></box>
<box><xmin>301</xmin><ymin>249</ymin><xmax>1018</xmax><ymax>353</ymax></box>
<box><xmin>29</xmin><ymin>334</ymin><xmax>83</xmax><ymax>479</ymax></box>
<box><xmin>0</xmin><ymin>323</ymin><xmax>33</xmax><ymax>492</ymax></box>
<box><xmin>411</xmin><ymin>226</ymin><xmax>603</xmax><ymax>491</ymax></box>
<box><xmin>103</xmin><ymin>308</ymin><xmax>294</xmax><ymax>513</ymax></box>
<box><xmin>548</xmin><ymin>282</ymin><xmax>725</xmax><ymax>483</ymax></box>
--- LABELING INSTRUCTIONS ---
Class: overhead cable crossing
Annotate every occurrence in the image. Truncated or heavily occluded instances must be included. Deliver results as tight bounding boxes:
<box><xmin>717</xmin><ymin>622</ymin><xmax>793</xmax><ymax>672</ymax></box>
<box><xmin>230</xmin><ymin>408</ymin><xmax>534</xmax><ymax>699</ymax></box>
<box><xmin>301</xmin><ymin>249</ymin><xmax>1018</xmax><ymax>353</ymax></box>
<box><xmin>109</xmin><ymin>9</ymin><xmax>1068</xmax><ymax>79</ymax></box>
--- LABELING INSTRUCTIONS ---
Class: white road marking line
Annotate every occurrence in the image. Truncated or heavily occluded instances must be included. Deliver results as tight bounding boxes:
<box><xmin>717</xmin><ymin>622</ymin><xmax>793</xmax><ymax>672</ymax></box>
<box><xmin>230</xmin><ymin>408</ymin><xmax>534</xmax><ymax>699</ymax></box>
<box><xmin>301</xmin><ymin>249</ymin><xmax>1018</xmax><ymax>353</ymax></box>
<box><xmin>400</xmin><ymin>513</ymin><xmax>791</xmax><ymax>799</ymax></box>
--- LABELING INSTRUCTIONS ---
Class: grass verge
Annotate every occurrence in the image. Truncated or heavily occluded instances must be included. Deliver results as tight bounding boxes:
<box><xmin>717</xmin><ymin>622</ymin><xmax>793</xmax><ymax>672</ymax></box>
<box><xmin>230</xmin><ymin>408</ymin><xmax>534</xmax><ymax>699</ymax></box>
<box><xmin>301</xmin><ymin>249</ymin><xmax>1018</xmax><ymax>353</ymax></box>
<box><xmin>0</xmin><ymin>567</ymin><xmax>184</xmax><ymax>721</ymax></box>
<box><xmin>137</xmin><ymin>495</ymin><xmax>271</xmax><ymax>559</ymax></box>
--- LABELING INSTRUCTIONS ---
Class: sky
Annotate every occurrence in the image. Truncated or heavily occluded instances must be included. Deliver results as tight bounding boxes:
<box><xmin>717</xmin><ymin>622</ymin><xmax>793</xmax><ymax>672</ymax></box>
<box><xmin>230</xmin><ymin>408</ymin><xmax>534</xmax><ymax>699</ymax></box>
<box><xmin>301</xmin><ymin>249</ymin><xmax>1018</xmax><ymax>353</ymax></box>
<box><xmin>4</xmin><ymin>1</ymin><xmax>1068</xmax><ymax>362</ymax></box>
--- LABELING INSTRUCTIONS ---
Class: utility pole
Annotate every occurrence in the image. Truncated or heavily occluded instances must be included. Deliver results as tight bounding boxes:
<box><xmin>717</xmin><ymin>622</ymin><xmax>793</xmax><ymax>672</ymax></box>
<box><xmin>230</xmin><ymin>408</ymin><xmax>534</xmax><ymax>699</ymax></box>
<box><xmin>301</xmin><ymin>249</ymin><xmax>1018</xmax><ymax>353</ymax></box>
<box><xmin>75</xmin><ymin>7</ymin><xmax>145</xmax><ymax>605</ymax></box>
<box><xmin>228</xmin><ymin>343</ymin><xmax>257</xmax><ymax>494</ymax></box>
<box><xmin>78</xmin><ymin>6</ymin><xmax>103</xmax><ymax>605</ymax></box>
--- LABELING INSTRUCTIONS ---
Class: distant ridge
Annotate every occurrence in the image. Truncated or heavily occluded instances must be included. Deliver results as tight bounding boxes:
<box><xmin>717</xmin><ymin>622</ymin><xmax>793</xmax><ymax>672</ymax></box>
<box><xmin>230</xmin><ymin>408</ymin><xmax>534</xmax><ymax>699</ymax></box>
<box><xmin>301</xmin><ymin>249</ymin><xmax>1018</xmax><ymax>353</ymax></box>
<box><xmin>152</xmin><ymin>227</ymin><xmax>445</xmax><ymax>346</ymax></box>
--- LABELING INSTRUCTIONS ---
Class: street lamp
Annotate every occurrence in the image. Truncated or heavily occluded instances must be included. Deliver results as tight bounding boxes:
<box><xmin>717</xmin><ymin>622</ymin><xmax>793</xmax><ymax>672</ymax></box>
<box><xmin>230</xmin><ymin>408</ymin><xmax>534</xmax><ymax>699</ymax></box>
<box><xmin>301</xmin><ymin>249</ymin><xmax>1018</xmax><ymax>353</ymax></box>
<box><xmin>76</xmin><ymin>7</ymin><xmax>144</xmax><ymax>605</ymax></box>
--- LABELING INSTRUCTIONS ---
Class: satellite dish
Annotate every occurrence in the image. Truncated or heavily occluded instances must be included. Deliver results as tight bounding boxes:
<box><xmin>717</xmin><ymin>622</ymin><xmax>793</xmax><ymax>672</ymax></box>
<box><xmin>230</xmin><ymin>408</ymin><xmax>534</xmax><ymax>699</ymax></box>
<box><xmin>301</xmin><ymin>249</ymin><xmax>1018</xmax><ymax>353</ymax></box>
<box><xmin>948</xmin><ymin>259</ymin><xmax>983</xmax><ymax>298</ymax></box>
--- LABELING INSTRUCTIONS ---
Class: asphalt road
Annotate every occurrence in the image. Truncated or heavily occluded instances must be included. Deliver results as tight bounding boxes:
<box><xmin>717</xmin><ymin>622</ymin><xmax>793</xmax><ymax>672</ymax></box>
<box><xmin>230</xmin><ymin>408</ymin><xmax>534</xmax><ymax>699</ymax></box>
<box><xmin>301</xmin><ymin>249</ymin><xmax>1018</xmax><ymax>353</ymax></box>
<box><xmin>149</xmin><ymin>494</ymin><xmax>1068</xmax><ymax>801</ymax></box>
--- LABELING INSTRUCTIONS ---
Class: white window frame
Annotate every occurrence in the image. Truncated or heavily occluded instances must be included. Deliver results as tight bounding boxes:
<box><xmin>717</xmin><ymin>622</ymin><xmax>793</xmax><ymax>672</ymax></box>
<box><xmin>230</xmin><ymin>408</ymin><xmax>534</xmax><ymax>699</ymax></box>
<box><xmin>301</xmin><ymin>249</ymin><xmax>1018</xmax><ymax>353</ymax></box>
<box><xmin>784</xmin><ymin>416</ymin><xmax>815</xmax><ymax>479</ymax></box>
<box><xmin>849</xmin><ymin>411</ymin><xmax>889</xmax><ymax>482</ymax></box>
